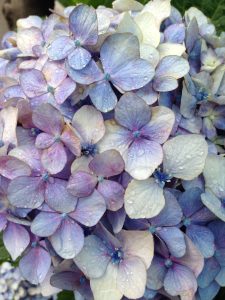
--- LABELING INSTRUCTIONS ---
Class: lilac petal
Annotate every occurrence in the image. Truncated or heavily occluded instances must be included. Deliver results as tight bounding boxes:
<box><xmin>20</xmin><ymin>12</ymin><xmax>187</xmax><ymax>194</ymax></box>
<box><xmin>50</xmin><ymin>218</ymin><xmax>84</xmax><ymax>259</ymax></box>
<box><xmin>70</xmin><ymin>189</ymin><xmax>106</xmax><ymax>226</ymax></box>
<box><xmin>89</xmin><ymin>149</ymin><xmax>124</xmax><ymax>177</ymax></box>
<box><xmin>178</xmin><ymin>187</ymin><xmax>203</xmax><ymax>217</ymax></box>
<box><xmin>67</xmin><ymin>171</ymin><xmax>97</xmax><ymax>198</ymax></box>
<box><xmin>41</xmin><ymin>142</ymin><xmax>67</xmax><ymax>174</ymax></box>
<box><xmin>186</xmin><ymin>224</ymin><xmax>215</xmax><ymax>258</ymax></box>
<box><xmin>67</xmin><ymin>59</ymin><xmax>103</xmax><ymax>85</ymax></box>
<box><xmin>155</xmin><ymin>56</ymin><xmax>190</xmax><ymax>79</ymax></box>
<box><xmin>45</xmin><ymin>179</ymin><xmax>77</xmax><ymax>213</ymax></box>
<box><xmin>42</xmin><ymin>61</ymin><xmax>67</xmax><ymax>89</ymax></box>
<box><xmin>3</xmin><ymin>223</ymin><xmax>30</xmax><ymax>260</ymax></box>
<box><xmin>201</xmin><ymin>190</ymin><xmax>225</xmax><ymax>222</ymax></box>
<box><xmin>35</xmin><ymin>133</ymin><xmax>55</xmax><ymax>149</ymax></box>
<box><xmin>31</xmin><ymin>212</ymin><xmax>62</xmax><ymax>237</ymax></box>
<box><xmin>17</xmin><ymin>28</ymin><xmax>43</xmax><ymax>56</ymax></box>
<box><xmin>74</xmin><ymin>235</ymin><xmax>110</xmax><ymax>278</ymax></box>
<box><xmin>198</xmin><ymin>282</ymin><xmax>220</xmax><ymax>300</ymax></box>
<box><xmin>101</xmin><ymin>33</ymin><xmax>139</xmax><ymax>74</ymax></box>
<box><xmin>173</xmin><ymin>236</ymin><xmax>204</xmax><ymax>277</ymax></box>
<box><xmin>72</xmin><ymin>105</ymin><xmax>105</xmax><ymax>144</ymax></box>
<box><xmin>19</xmin><ymin>246</ymin><xmax>51</xmax><ymax>284</ymax></box>
<box><xmin>124</xmin><ymin>139</ymin><xmax>163</xmax><ymax>180</ymax></box>
<box><xmin>8</xmin><ymin>176</ymin><xmax>45</xmax><ymax>209</ymax></box>
<box><xmin>111</xmin><ymin>58</ymin><xmax>155</xmax><ymax>91</ymax></box>
<box><xmin>0</xmin><ymin>156</ymin><xmax>31</xmax><ymax>179</ymax></box>
<box><xmin>20</xmin><ymin>69</ymin><xmax>47</xmax><ymax>98</ymax></box>
<box><xmin>157</xmin><ymin>227</ymin><xmax>186</xmax><ymax>258</ymax></box>
<box><xmin>60</xmin><ymin>124</ymin><xmax>81</xmax><ymax>156</ymax></box>
<box><xmin>215</xmin><ymin>249</ymin><xmax>225</xmax><ymax>267</ymax></box>
<box><xmin>47</xmin><ymin>36</ymin><xmax>74</xmax><ymax>60</ymax></box>
<box><xmin>198</xmin><ymin>257</ymin><xmax>220</xmax><ymax>288</ymax></box>
<box><xmin>164</xmin><ymin>263</ymin><xmax>197</xmax><ymax>298</ymax></box>
<box><xmin>153</xmin><ymin>76</ymin><xmax>178</xmax><ymax>92</ymax></box>
<box><xmin>134</xmin><ymin>82</ymin><xmax>158</xmax><ymax>105</ymax></box>
<box><xmin>208</xmin><ymin>220</ymin><xmax>225</xmax><ymax>248</ymax></box>
<box><xmin>115</xmin><ymin>92</ymin><xmax>151</xmax><ymax>130</ymax></box>
<box><xmin>0</xmin><ymin>213</ymin><xmax>7</xmax><ymax>232</ymax></box>
<box><xmin>141</xmin><ymin>106</ymin><xmax>175</xmax><ymax>144</ymax></box>
<box><xmin>69</xmin><ymin>5</ymin><xmax>98</xmax><ymax>46</ymax></box>
<box><xmin>89</xmin><ymin>81</ymin><xmax>117</xmax><ymax>113</ymax></box>
<box><xmin>4</xmin><ymin>84</ymin><xmax>25</xmax><ymax>100</ymax></box>
<box><xmin>107</xmin><ymin>208</ymin><xmax>126</xmax><ymax>234</ymax></box>
<box><xmin>32</xmin><ymin>103</ymin><xmax>64</xmax><ymax>135</ymax></box>
<box><xmin>117</xmin><ymin>256</ymin><xmax>147</xmax><ymax>299</ymax></box>
<box><xmin>146</xmin><ymin>256</ymin><xmax>166</xmax><ymax>290</ymax></box>
<box><xmin>150</xmin><ymin>189</ymin><xmax>182</xmax><ymax>227</ymax></box>
<box><xmin>54</xmin><ymin>77</ymin><xmax>76</xmax><ymax>104</ymax></box>
<box><xmin>215</xmin><ymin>267</ymin><xmax>225</xmax><ymax>286</ymax></box>
<box><xmin>98</xmin><ymin>180</ymin><xmax>124</xmax><ymax>211</ymax></box>
<box><xmin>68</xmin><ymin>47</ymin><xmax>92</xmax><ymax>70</ymax></box>
<box><xmin>164</xmin><ymin>24</ymin><xmax>185</xmax><ymax>44</ymax></box>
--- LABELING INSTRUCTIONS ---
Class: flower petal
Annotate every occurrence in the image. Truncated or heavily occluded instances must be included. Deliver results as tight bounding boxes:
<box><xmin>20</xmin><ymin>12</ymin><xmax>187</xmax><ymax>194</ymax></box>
<box><xmin>68</xmin><ymin>47</ymin><xmax>92</xmax><ymax>70</ymax></box>
<box><xmin>45</xmin><ymin>179</ymin><xmax>77</xmax><ymax>213</ymax></box>
<box><xmin>17</xmin><ymin>28</ymin><xmax>43</xmax><ymax>56</ymax></box>
<box><xmin>47</xmin><ymin>36</ymin><xmax>74</xmax><ymax>61</ymax></box>
<box><xmin>201</xmin><ymin>190</ymin><xmax>225</xmax><ymax>222</ymax></box>
<box><xmin>8</xmin><ymin>176</ymin><xmax>45</xmax><ymax>209</ymax></box>
<box><xmin>178</xmin><ymin>187</ymin><xmax>203</xmax><ymax>217</ymax></box>
<box><xmin>155</xmin><ymin>56</ymin><xmax>189</xmax><ymax>79</ymax></box>
<box><xmin>117</xmin><ymin>256</ymin><xmax>147</xmax><ymax>298</ymax></box>
<box><xmin>35</xmin><ymin>133</ymin><xmax>55</xmax><ymax>149</ymax></box>
<box><xmin>98</xmin><ymin>180</ymin><xmax>124</xmax><ymax>211</ymax></box>
<box><xmin>124</xmin><ymin>139</ymin><xmax>163</xmax><ymax>180</ymax></box>
<box><xmin>115</xmin><ymin>92</ymin><xmax>151</xmax><ymax>130</ymax></box>
<box><xmin>163</xmin><ymin>134</ymin><xmax>208</xmax><ymax>180</ymax></box>
<box><xmin>67</xmin><ymin>171</ymin><xmax>97</xmax><ymax>198</ymax></box>
<box><xmin>50</xmin><ymin>218</ymin><xmax>84</xmax><ymax>259</ymax></box>
<box><xmin>74</xmin><ymin>235</ymin><xmax>110</xmax><ymax>278</ymax></box>
<box><xmin>89</xmin><ymin>81</ymin><xmax>117</xmax><ymax>113</ymax></box>
<box><xmin>124</xmin><ymin>178</ymin><xmax>165</xmax><ymax>219</ymax></box>
<box><xmin>198</xmin><ymin>257</ymin><xmax>220</xmax><ymax>288</ymax></box>
<box><xmin>60</xmin><ymin>124</ymin><xmax>81</xmax><ymax>156</ymax></box>
<box><xmin>72</xmin><ymin>105</ymin><xmax>105</xmax><ymax>144</ymax></box>
<box><xmin>20</xmin><ymin>69</ymin><xmax>47</xmax><ymax>98</ymax></box>
<box><xmin>31</xmin><ymin>212</ymin><xmax>62</xmax><ymax>237</ymax></box>
<box><xmin>54</xmin><ymin>77</ymin><xmax>76</xmax><ymax>105</ymax></box>
<box><xmin>19</xmin><ymin>246</ymin><xmax>51</xmax><ymax>285</ymax></box>
<box><xmin>3</xmin><ymin>223</ymin><xmax>30</xmax><ymax>260</ymax></box>
<box><xmin>70</xmin><ymin>189</ymin><xmax>106</xmax><ymax>226</ymax></box>
<box><xmin>146</xmin><ymin>256</ymin><xmax>166</xmax><ymax>290</ymax></box>
<box><xmin>0</xmin><ymin>156</ymin><xmax>31</xmax><ymax>179</ymax></box>
<box><xmin>69</xmin><ymin>5</ymin><xmax>98</xmax><ymax>45</ymax></box>
<box><xmin>141</xmin><ymin>106</ymin><xmax>175</xmax><ymax>144</ymax></box>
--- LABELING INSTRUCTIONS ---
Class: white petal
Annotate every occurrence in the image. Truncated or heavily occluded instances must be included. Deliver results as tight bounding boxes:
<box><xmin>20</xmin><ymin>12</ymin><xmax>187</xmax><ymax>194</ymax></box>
<box><xmin>143</xmin><ymin>0</ymin><xmax>171</xmax><ymax>27</ymax></box>
<box><xmin>158</xmin><ymin>43</ymin><xmax>186</xmax><ymax>59</ymax></box>
<box><xmin>124</xmin><ymin>178</ymin><xmax>165</xmax><ymax>219</ymax></box>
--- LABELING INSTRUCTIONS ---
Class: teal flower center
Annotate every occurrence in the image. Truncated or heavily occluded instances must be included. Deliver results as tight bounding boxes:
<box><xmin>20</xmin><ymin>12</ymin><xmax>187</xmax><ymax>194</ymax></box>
<box><xmin>111</xmin><ymin>248</ymin><xmax>123</xmax><ymax>264</ymax></box>
<box><xmin>75</xmin><ymin>40</ymin><xmax>81</xmax><ymax>47</ymax></box>
<box><xmin>132</xmin><ymin>130</ymin><xmax>141</xmax><ymax>138</ymax></box>
<box><xmin>148</xmin><ymin>225</ymin><xmax>156</xmax><ymax>234</ymax></box>
<box><xmin>164</xmin><ymin>258</ymin><xmax>173</xmax><ymax>268</ymax></box>
<box><xmin>183</xmin><ymin>217</ymin><xmax>191</xmax><ymax>227</ymax></box>
<box><xmin>81</xmin><ymin>143</ymin><xmax>98</xmax><ymax>157</ymax></box>
<box><xmin>42</xmin><ymin>173</ymin><xmax>50</xmax><ymax>182</ymax></box>
<box><xmin>97</xmin><ymin>176</ymin><xmax>104</xmax><ymax>183</ymax></box>
<box><xmin>104</xmin><ymin>73</ymin><xmax>111</xmax><ymax>81</ymax></box>
<box><xmin>47</xmin><ymin>85</ymin><xmax>55</xmax><ymax>94</ymax></box>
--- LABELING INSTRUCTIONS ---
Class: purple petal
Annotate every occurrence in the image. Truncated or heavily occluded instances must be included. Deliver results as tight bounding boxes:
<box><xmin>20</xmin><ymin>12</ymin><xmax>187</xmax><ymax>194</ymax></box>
<box><xmin>54</xmin><ymin>77</ymin><xmax>76</xmax><ymax>104</ymax></box>
<box><xmin>101</xmin><ymin>33</ymin><xmax>139</xmax><ymax>74</ymax></box>
<box><xmin>47</xmin><ymin>36</ymin><xmax>74</xmax><ymax>60</ymax></box>
<box><xmin>164</xmin><ymin>263</ymin><xmax>197</xmax><ymax>298</ymax></box>
<box><xmin>31</xmin><ymin>212</ymin><xmax>62</xmax><ymax>237</ymax></box>
<box><xmin>0</xmin><ymin>213</ymin><xmax>7</xmax><ymax>232</ymax></box>
<box><xmin>111</xmin><ymin>59</ymin><xmax>155</xmax><ymax>91</ymax></box>
<box><xmin>155</xmin><ymin>56</ymin><xmax>189</xmax><ymax>79</ymax></box>
<box><xmin>67</xmin><ymin>171</ymin><xmax>97</xmax><ymax>198</ymax></box>
<box><xmin>115</xmin><ymin>92</ymin><xmax>151</xmax><ymax>130</ymax></box>
<box><xmin>70</xmin><ymin>189</ymin><xmax>106</xmax><ymax>226</ymax></box>
<box><xmin>157</xmin><ymin>227</ymin><xmax>186</xmax><ymax>258</ymax></box>
<box><xmin>3</xmin><ymin>222</ymin><xmax>30</xmax><ymax>260</ymax></box>
<box><xmin>0</xmin><ymin>156</ymin><xmax>31</xmax><ymax>179</ymax></box>
<box><xmin>45</xmin><ymin>179</ymin><xmax>77</xmax><ymax>213</ymax></box>
<box><xmin>198</xmin><ymin>257</ymin><xmax>220</xmax><ymax>288</ymax></box>
<box><xmin>67</xmin><ymin>59</ymin><xmax>103</xmax><ymax>85</ymax></box>
<box><xmin>215</xmin><ymin>267</ymin><xmax>225</xmax><ymax>286</ymax></box>
<box><xmin>17</xmin><ymin>28</ymin><xmax>43</xmax><ymax>56</ymax></box>
<box><xmin>20</xmin><ymin>69</ymin><xmax>47</xmax><ymax>98</ymax></box>
<box><xmin>134</xmin><ymin>82</ymin><xmax>158</xmax><ymax>105</ymax></box>
<box><xmin>198</xmin><ymin>282</ymin><xmax>220</xmax><ymax>300</ymax></box>
<box><xmin>19</xmin><ymin>246</ymin><xmax>51</xmax><ymax>284</ymax></box>
<box><xmin>146</xmin><ymin>256</ymin><xmax>166</xmax><ymax>290</ymax></box>
<box><xmin>208</xmin><ymin>220</ymin><xmax>225</xmax><ymax>248</ymax></box>
<box><xmin>186</xmin><ymin>224</ymin><xmax>215</xmax><ymax>258</ymax></box>
<box><xmin>72</xmin><ymin>105</ymin><xmax>105</xmax><ymax>144</ymax></box>
<box><xmin>60</xmin><ymin>124</ymin><xmax>81</xmax><ymax>156</ymax></box>
<box><xmin>89</xmin><ymin>149</ymin><xmax>125</xmax><ymax>177</ymax></box>
<box><xmin>74</xmin><ymin>235</ymin><xmax>110</xmax><ymax>278</ymax></box>
<box><xmin>68</xmin><ymin>47</ymin><xmax>92</xmax><ymax>70</ymax></box>
<box><xmin>50</xmin><ymin>218</ymin><xmax>84</xmax><ymax>259</ymax></box>
<box><xmin>164</xmin><ymin>24</ymin><xmax>185</xmax><ymax>44</ymax></box>
<box><xmin>124</xmin><ymin>139</ymin><xmax>163</xmax><ymax>180</ymax></box>
<box><xmin>69</xmin><ymin>5</ymin><xmax>98</xmax><ymax>46</ymax></box>
<box><xmin>42</xmin><ymin>61</ymin><xmax>67</xmax><ymax>88</ymax></box>
<box><xmin>89</xmin><ymin>81</ymin><xmax>117</xmax><ymax>113</ymax></box>
<box><xmin>178</xmin><ymin>187</ymin><xmax>203</xmax><ymax>217</ymax></box>
<box><xmin>150</xmin><ymin>189</ymin><xmax>183</xmax><ymax>227</ymax></box>
<box><xmin>141</xmin><ymin>106</ymin><xmax>175</xmax><ymax>144</ymax></box>
<box><xmin>98</xmin><ymin>180</ymin><xmax>124</xmax><ymax>211</ymax></box>
<box><xmin>32</xmin><ymin>103</ymin><xmax>63</xmax><ymax>135</ymax></box>
<box><xmin>41</xmin><ymin>142</ymin><xmax>67</xmax><ymax>174</ymax></box>
<box><xmin>107</xmin><ymin>208</ymin><xmax>126</xmax><ymax>234</ymax></box>
<box><xmin>8</xmin><ymin>176</ymin><xmax>45</xmax><ymax>208</ymax></box>
<box><xmin>35</xmin><ymin>133</ymin><xmax>55</xmax><ymax>149</ymax></box>
<box><xmin>153</xmin><ymin>76</ymin><xmax>178</xmax><ymax>92</ymax></box>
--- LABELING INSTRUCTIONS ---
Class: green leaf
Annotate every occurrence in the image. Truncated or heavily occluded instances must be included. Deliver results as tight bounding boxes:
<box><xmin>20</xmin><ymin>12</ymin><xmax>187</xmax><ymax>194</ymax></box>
<box><xmin>57</xmin><ymin>291</ymin><xmax>74</xmax><ymax>300</ymax></box>
<box><xmin>0</xmin><ymin>233</ymin><xmax>11</xmax><ymax>264</ymax></box>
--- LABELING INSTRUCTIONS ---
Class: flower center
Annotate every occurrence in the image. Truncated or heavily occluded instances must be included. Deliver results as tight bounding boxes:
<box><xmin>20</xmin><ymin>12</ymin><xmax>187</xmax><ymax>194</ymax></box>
<box><xmin>148</xmin><ymin>225</ymin><xmax>156</xmax><ymax>234</ymax></box>
<box><xmin>0</xmin><ymin>140</ymin><xmax>4</xmax><ymax>148</ymax></box>
<box><xmin>79</xmin><ymin>276</ymin><xmax>86</xmax><ymax>285</ymax></box>
<box><xmin>61</xmin><ymin>213</ymin><xmax>67</xmax><ymax>219</ymax></box>
<box><xmin>104</xmin><ymin>73</ymin><xmax>111</xmax><ymax>81</ymax></box>
<box><xmin>196</xmin><ymin>88</ymin><xmax>208</xmax><ymax>102</ymax></box>
<box><xmin>30</xmin><ymin>128</ymin><xmax>41</xmax><ymax>136</ymax></box>
<box><xmin>153</xmin><ymin>169</ymin><xmax>171</xmax><ymax>187</ymax></box>
<box><xmin>183</xmin><ymin>217</ymin><xmax>191</xmax><ymax>227</ymax></box>
<box><xmin>75</xmin><ymin>40</ymin><xmax>81</xmax><ymax>47</ymax></box>
<box><xmin>31</xmin><ymin>241</ymin><xmax>37</xmax><ymax>248</ymax></box>
<box><xmin>81</xmin><ymin>143</ymin><xmax>98</xmax><ymax>157</ymax></box>
<box><xmin>164</xmin><ymin>258</ymin><xmax>173</xmax><ymax>268</ymax></box>
<box><xmin>42</xmin><ymin>173</ymin><xmax>50</xmax><ymax>182</ymax></box>
<box><xmin>111</xmin><ymin>248</ymin><xmax>123</xmax><ymax>264</ymax></box>
<box><xmin>47</xmin><ymin>85</ymin><xmax>55</xmax><ymax>94</ymax></box>
<box><xmin>97</xmin><ymin>176</ymin><xmax>104</xmax><ymax>183</ymax></box>
<box><xmin>54</xmin><ymin>136</ymin><xmax>61</xmax><ymax>143</ymax></box>
<box><xmin>132</xmin><ymin>130</ymin><xmax>141</xmax><ymax>138</ymax></box>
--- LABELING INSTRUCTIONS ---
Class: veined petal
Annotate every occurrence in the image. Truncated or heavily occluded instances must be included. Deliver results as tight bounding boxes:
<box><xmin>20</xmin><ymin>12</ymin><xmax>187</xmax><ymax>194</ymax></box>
<box><xmin>67</xmin><ymin>171</ymin><xmax>97</xmax><ymax>198</ymax></box>
<box><xmin>155</xmin><ymin>56</ymin><xmax>189</xmax><ymax>79</ymax></box>
<box><xmin>31</xmin><ymin>212</ymin><xmax>62</xmax><ymax>237</ymax></box>
<box><xmin>146</xmin><ymin>256</ymin><xmax>166</xmax><ymax>290</ymax></box>
<box><xmin>0</xmin><ymin>156</ymin><xmax>31</xmax><ymax>179</ymax></box>
<box><xmin>124</xmin><ymin>178</ymin><xmax>165</xmax><ymax>219</ymax></box>
<box><xmin>54</xmin><ymin>77</ymin><xmax>76</xmax><ymax>105</ymax></box>
<box><xmin>60</xmin><ymin>124</ymin><xmax>81</xmax><ymax>157</ymax></box>
<box><xmin>201</xmin><ymin>190</ymin><xmax>225</xmax><ymax>222</ymax></box>
<box><xmin>20</xmin><ymin>69</ymin><xmax>47</xmax><ymax>98</ymax></box>
<box><xmin>163</xmin><ymin>134</ymin><xmax>208</xmax><ymax>180</ymax></box>
<box><xmin>35</xmin><ymin>133</ymin><xmax>55</xmax><ymax>149</ymax></box>
<box><xmin>158</xmin><ymin>43</ymin><xmax>185</xmax><ymax>59</ymax></box>
<box><xmin>68</xmin><ymin>47</ymin><xmax>92</xmax><ymax>70</ymax></box>
<box><xmin>116</xmin><ymin>12</ymin><xmax>142</xmax><ymax>42</ymax></box>
<box><xmin>98</xmin><ymin>180</ymin><xmax>124</xmax><ymax>211</ymax></box>
<box><xmin>17</xmin><ymin>28</ymin><xmax>43</xmax><ymax>56</ymax></box>
<box><xmin>124</xmin><ymin>139</ymin><xmax>163</xmax><ymax>180</ymax></box>
<box><xmin>143</xmin><ymin>0</ymin><xmax>171</xmax><ymax>27</ymax></box>
<box><xmin>47</xmin><ymin>36</ymin><xmax>74</xmax><ymax>60</ymax></box>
